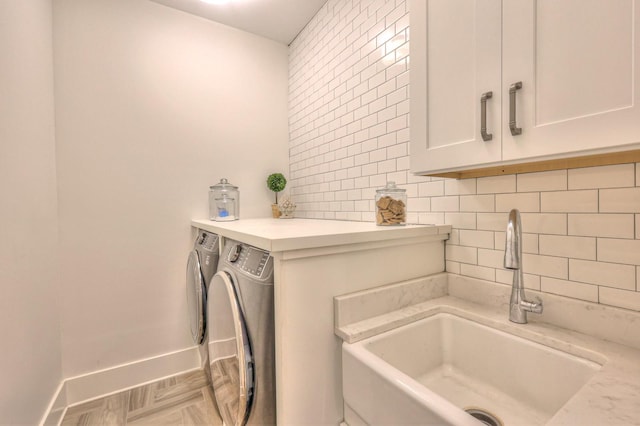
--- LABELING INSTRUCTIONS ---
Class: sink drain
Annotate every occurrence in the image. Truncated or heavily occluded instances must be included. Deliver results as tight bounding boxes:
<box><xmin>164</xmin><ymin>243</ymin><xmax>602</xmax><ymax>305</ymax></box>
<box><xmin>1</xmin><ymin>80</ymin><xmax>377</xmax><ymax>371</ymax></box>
<box><xmin>464</xmin><ymin>407</ymin><xmax>503</xmax><ymax>426</ymax></box>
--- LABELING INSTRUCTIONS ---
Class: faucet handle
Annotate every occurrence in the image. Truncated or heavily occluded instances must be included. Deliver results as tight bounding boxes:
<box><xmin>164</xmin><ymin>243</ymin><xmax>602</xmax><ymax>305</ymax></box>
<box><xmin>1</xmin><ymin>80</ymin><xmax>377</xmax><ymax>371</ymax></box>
<box><xmin>521</xmin><ymin>296</ymin><xmax>544</xmax><ymax>314</ymax></box>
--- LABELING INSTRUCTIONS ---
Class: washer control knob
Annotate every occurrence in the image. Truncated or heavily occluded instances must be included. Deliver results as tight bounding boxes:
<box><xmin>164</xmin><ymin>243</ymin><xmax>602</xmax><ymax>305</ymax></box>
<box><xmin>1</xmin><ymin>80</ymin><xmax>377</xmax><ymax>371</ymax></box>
<box><xmin>228</xmin><ymin>244</ymin><xmax>242</xmax><ymax>262</ymax></box>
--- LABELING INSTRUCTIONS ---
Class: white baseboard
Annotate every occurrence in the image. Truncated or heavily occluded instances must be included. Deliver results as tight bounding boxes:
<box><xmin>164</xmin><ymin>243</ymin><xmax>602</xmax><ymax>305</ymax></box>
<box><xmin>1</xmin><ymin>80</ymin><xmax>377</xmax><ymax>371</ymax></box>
<box><xmin>40</xmin><ymin>381</ymin><xmax>67</xmax><ymax>426</ymax></box>
<box><xmin>39</xmin><ymin>346</ymin><xmax>201</xmax><ymax>425</ymax></box>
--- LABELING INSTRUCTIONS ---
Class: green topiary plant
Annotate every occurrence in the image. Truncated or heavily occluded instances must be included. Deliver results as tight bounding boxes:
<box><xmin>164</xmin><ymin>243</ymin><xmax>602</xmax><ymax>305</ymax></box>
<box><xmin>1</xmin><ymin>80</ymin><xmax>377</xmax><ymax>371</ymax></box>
<box><xmin>267</xmin><ymin>173</ymin><xmax>287</xmax><ymax>204</ymax></box>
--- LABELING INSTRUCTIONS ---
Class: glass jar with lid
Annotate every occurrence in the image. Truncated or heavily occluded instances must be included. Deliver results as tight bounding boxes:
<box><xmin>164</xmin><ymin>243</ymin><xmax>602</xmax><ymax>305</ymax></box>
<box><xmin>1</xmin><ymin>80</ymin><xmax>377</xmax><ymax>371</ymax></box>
<box><xmin>375</xmin><ymin>181</ymin><xmax>407</xmax><ymax>226</ymax></box>
<box><xmin>209</xmin><ymin>178</ymin><xmax>239</xmax><ymax>221</ymax></box>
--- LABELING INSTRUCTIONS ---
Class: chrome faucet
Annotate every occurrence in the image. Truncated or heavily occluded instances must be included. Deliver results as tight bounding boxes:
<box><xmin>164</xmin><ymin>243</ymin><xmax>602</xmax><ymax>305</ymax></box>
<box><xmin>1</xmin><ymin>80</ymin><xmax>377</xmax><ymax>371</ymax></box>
<box><xmin>504</xmin><ymin>209</ymin><xmax>543</xmax><ymax>324</ymax></box>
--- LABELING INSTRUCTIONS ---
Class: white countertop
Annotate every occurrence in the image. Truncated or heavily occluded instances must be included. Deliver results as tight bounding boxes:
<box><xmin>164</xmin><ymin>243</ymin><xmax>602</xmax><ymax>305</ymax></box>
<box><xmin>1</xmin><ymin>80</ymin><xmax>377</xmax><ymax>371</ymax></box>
<box><xmin>192</xmin><ymin>218</ymin><xmax>451</xmax><ymax>252</ymax></box>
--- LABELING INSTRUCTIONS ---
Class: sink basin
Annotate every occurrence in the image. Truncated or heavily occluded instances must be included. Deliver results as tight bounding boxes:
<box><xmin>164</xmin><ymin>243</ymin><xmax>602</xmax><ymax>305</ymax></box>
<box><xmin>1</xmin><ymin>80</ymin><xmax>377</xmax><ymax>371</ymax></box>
<box><xmin>342</xmin><ymin>313</ymin><xmax>603</xmax><ymax>426</ymax></box>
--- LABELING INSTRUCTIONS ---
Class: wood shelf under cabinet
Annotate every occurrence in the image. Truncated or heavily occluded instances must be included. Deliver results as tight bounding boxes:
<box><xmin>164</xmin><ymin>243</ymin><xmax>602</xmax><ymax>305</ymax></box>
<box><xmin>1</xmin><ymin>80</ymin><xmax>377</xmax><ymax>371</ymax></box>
<box><xmin>425</xmin><ymin>149</ymin><xmax>640</xmax><ymax>179</ymax></box>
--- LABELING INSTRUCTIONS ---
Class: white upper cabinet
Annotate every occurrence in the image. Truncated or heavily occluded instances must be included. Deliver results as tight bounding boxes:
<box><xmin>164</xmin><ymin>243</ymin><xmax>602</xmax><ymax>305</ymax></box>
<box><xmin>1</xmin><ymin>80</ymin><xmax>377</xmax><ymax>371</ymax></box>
<box><xmin>411</xmin><ymin>0</ymin><xmax>502</xmax><ymax>173</ymax></box>
<box><xmin>411</xmin><ymin>0</ymin><xmax>640</xmax><ymax>175</ymax></box>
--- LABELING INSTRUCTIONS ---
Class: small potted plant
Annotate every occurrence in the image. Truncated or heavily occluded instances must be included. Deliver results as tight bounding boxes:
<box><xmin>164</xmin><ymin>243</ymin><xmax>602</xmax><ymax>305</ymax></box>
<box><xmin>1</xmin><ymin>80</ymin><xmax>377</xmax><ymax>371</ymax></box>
<box><xmin>267</xmin><ymin>173</ymin><xmax>287</xmax><ymax>218</ymax></box>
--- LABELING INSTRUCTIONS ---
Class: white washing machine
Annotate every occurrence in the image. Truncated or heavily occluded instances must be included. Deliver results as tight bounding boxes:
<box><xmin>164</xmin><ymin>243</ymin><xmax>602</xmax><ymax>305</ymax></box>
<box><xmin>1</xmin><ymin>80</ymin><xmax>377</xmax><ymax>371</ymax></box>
<box><xmin>208</xmin><ymin>240</ymin><xmax>276</xmax><ymax>426</ymax></box>
<box><xmin>186</xmin><ymin>230</ymin><xmax>220</xmax><ymax>344</ymax></box>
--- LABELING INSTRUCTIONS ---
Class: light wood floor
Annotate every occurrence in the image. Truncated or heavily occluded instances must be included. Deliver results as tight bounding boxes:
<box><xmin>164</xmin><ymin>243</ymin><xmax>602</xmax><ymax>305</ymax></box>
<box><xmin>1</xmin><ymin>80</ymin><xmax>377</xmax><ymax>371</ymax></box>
<box><xmin>61</xmin><ymin>369</ymin><xmax>223</xmax><ymax>426</ymax></box>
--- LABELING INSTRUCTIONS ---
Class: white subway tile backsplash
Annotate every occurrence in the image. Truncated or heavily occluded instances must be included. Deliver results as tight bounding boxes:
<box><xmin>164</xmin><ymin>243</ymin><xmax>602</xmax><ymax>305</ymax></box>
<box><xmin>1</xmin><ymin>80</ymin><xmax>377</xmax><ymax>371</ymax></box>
<box><xmin>459</xmin><ymin>230</ymin><xmax>494</xmax><ymax>249</ymax></box>
<box><xmin>386</xmin><ymin>170</ymin><xmax>407</xmax><ymax>184</ymax></box>
<box><xmin>599</xmin><ymin>287</ymin><xmax>640</xmax><ymax>312</ymax></box>
<box><xmin>600</xmin><ymin>188</ymin><xmax>640</xmax><ymax>213</ymax></box>
<box><xmin>377</xmin><ymin>132</ymin><xmax>397</xmax><ymax>147</ymax></box>
<box><xmin>369</xmin><ymin>173</ymin><xmax>387</xmax><ymax>187</ymax></box>
<box><xmin>460</xmin><ymin>263</ymin><xmax>495</xmax><ymax>281</ymax></box>
<box><xmin>377</xmin><ymin>158</ymin><xmax>396</xmax><ymax>173</ymax></box>
<box><xmin>477</xmin><ymin>213</ymin><xmax>508</xmax><ymax>231</ymax></box>
<box><xmin>477</xmin><ymin>174</ymin><xmax>516</xmax><ymax>194</ymax></box>
<box><xmin>418</xmin><ymin>181</ymin><xmax>444</xmax><ymax>197</ymax></box>
<box><xmin>387</xmin><ymin>142</ymin><xmax>407</xmax><ymax>159</ymax></box>
<box><xmin>396</xmin><ymin>69</ymin><xmax>410</xmax><ymax>88</ymax></box>
<box><xmin>377</xmin><ymin>80</ymin><xmax>396</xmax><ymax>99</ymax></box>
<box><xmin>369</xmin><ymin>148</ymin><xmax>386</xmax><ymax>162</ymax></box>
<box><xmin>539</xmin><ymin>235</ymin><xmax>596</xmax><ymax>260</ymax></box>
<box><xmin>289</xmin><ymin>0</ymin><xmax>640</xmax><ymax>311</ymax></box>
<box><xmin>341</xmin><ymin>178</ymin><xmax>355</xmax><ymax>190</ymax></box>
<box><xmin>354</xmin><ymin>199</ymin><xmax>370</xmax><ymax>211</ymax></box>
<box><xmin>386</xmin><ymin>3</ymin><xmax>406</xmax><ymax>25</ymax></box>
<box><xmin>460</xmin><ymin>195</ymin><xmax>495</xmax><ymax>212</ymax></box>
<box><xmin>541</xmin><ymin>190</ymin><xmax>598</xmax><ymax>213</ymax></box>
<box><xmin>569</xmin><ymin>259</ymin><xmax>635</xmax><ymax>290</ymax></box>
<box><xmin>523</xmin><ymin>253</ymin><xmax>568</xmax><ymax>279</ymax></box>
<box><xmin>354</xmin><ymin>152</ymin><xmax>370</xmax><ymax>166</ymax></box>
<box><xmin>495</xmin><ymin>192</ymin><xmax>540</xmax><ymax>212</ymax></box>
<box><xmin>568</xmin><ymin>164</ymin><xmax>635</xmax><ymax>189</ymax></box>
<box><xmin>568</xmin><ymin>214</ymin><xmax>634</xmax><ymax>238</ymax></box>
<box><xmin>477</xmin><ymin>249</ymin><xmax>504</xmax><ymax>269</ymax></box>
<box><xmin>517</xmin><ymin>170</ymin><xmax>567</xmax><ymax>192</ymax></box>
<box><xmin>396</xmin><ymin>155</ymin><xmax>410</xmax><ymax>171</ymax></box>
<box><xmin>418</xmin><ymin>212</ymin><xmax>445</xmax><ymax>225</ymax></box>
<box><xmin>408</xmin><ymin>196</ymin><xmax>430</xmax><ymax>212</ymax></box>
<box><xmin>597</xmin><ymin>238</ymin><xmax>640</xmax><ymax>265</ymax></box>
<box><xmin>387</xmin><ymin>86</ymin><xmax>407</xmax><ymax>105</ymax></box>
<box><xmin>496</xmin><ymin>270</ymin><xmax>541</xmax><ymax>291</ymax></box>
<box><xmin>449</xmin><ymin>229</ymin><xmax>460</xmax><ymax>245</ymax></box>
<box><xmin>387</xmin><ymin>115</ymin><xmax>407</xmax><ymax>132</ymax></box>
<box><xmin>396</xmin><ymin>99</ymin><xmax>410</xmax><ymax>115</ymax></box>
<box><xmin>431</xmin><ymin>196</ymin><xmax>459</xmax><ymax>212</ymax></box>
<box><xmin>519</xmin><ymin>213</ymin><xmax>567</xmax><ymax>235</ymax></box>
<box><xmin>444</xmin><ymin>179</ymin><xmax>477</xmax><ymax>196</ymax></box>
<box><xmin>395</xmin><ymin>10</ymin><xmax>410</xmax><ymax>32</ymax></box>
<box><xmin>444</xmin><ymin>212</ymin><xmax>477</xmax><ymax>230</ymax></box>
<box><xmin>541</xmin><ymin>277</ymin><xmax>599</xmax><ymax>303</ymax></box>
<box><xmin>361</xmin><ymin>162</ymin><xmax>377</xmax><ymax>176</ymax></box>
<box><xmin>446</xmin><ymin>260</ymin><xmax>461</xmax><ymax>275</ymax></box>
<box><xmin>445</xmin><ymin>245</ymin><xmax>477</xmax><ymax>264</ymax></box>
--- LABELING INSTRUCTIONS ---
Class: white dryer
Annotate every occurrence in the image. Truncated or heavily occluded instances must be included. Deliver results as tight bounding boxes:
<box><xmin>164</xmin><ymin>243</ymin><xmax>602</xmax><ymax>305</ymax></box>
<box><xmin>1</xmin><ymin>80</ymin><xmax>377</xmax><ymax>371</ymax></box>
<box><xmin>186</xmin><ymin>230</ymin><xmax>220</xmax><ymax>344</ymax></box>
<box><xmin>208</xmin><ymin>240</ymin><xmax>276</xmax><ymax>426</ymax></box>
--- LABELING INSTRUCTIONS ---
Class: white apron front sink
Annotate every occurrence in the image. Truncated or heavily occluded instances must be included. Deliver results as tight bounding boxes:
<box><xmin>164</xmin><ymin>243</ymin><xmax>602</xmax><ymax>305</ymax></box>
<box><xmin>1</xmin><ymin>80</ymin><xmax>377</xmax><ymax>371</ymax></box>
<box><xmin>342</xmin><ymin>313</ymin><xmax>603</xmax><ymax>426</ymax></box>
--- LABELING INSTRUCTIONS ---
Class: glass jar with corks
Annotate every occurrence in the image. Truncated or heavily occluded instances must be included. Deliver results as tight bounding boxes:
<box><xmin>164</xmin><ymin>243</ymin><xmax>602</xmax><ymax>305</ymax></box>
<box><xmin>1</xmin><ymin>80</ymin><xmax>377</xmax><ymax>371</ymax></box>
<box><xmin>375</xmin><ymin>181</ymin><xmax>406</xmax><ymax>226</ymax></box>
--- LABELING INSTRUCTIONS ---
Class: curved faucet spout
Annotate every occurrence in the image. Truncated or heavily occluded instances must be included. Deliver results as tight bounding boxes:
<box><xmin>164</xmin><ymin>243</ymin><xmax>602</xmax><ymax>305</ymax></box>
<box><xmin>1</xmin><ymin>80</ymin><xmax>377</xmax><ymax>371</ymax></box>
<box><xmin>504</xmin><ymin>209</ymin><xmax>543</xmax><ymax>324</ymax></box>
<box><xmin>504</xmin><ymin>209</ymin><xmax>522</xmax><ymax>270</ymax></box>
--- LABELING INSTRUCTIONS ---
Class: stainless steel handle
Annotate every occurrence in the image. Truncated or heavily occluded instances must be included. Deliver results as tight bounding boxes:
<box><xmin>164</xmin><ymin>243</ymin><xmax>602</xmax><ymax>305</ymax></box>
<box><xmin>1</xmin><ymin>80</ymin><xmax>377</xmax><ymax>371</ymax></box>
<box><xmin>480</xmin><ymin>91</ymin><xmax>493</xmax><ymax>141</ymax></box>
<box><xmin>509</xmin><ymin>81</ymin><xmax>523</xmax><ymax>136</ymax></box>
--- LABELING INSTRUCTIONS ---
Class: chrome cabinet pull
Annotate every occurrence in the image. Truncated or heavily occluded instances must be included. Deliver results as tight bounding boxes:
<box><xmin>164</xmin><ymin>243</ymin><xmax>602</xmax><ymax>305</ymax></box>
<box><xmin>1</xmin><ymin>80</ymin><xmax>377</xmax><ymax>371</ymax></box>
<box><xmin>509</xmin><ymin>81</ymin><xmax>523</xmax><ymax>136</ymax></box>
<box><xmin>481</xmin><ymin>91</ymin><xmax>493</xmax><ymax>141</ymax></box>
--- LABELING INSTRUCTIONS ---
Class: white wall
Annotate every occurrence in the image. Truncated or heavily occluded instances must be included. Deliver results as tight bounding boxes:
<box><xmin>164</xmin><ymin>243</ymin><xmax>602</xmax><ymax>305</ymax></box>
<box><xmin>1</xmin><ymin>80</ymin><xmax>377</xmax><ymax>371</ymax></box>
<box><xmin>53</xmin><ymin>0</ymin><xmax>289</xmax><ymax>377</ymax></box>
<box><xmin>289</xmin><ymin>0</ymin><xmax>640</xmax><ymax>313</ymax></box>
<box><xmin>0</xmin><ymin>1</ymin><xmax>63</xmax><ymax>424</ymax></box>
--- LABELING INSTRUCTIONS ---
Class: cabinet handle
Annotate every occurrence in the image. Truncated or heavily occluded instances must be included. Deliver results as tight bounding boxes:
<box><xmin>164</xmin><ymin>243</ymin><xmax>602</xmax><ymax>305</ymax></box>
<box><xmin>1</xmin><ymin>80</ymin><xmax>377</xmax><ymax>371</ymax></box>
<box><xmin>481</xmin><ymin>91</ymin><xmax>493</xmax><ymax>141</ymax></box>
<box><xmin>509</xmin><ymin>81</ymin><xmax>523</xmax><ymax>136</ymax></box>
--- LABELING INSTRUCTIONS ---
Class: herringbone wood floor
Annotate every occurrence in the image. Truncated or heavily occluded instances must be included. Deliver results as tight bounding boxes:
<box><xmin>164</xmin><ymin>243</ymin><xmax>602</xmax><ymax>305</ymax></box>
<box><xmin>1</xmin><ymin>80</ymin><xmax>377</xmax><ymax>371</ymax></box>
<box><xmin>60</xmin><ymin>369</ymin><xmax>223</xmax><ymax>425</ymax></box>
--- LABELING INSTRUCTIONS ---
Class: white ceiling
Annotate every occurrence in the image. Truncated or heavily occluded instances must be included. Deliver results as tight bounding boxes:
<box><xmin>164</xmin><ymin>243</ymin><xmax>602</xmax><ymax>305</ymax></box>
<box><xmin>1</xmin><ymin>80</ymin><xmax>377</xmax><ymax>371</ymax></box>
<box><xmin>149</xmin><ymin>0</ymin><xmax>328</xmax><ymax>45</ymax></box>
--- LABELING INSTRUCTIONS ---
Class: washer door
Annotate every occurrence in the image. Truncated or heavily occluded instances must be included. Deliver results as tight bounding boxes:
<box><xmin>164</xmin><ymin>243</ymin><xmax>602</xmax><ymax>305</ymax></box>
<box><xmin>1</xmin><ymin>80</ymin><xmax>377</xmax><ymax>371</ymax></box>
<box><xmin>208</xmin><ymin>271</ymin><xmax>254</xmax><ymax>426</ymax></box>
<box><xmin>186</xmin><ymin>250</ymin><xmax>206</xmax><ymax>344</ymax></box>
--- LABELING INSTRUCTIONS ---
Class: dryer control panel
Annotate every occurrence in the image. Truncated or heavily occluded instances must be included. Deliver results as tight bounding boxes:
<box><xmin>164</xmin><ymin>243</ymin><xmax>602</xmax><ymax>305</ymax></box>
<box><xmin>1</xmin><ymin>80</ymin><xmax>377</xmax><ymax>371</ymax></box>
<box><xmin>197</xmin><ymin>231</ymin><xmax>218</xmax><ymax>252</ymax></box>
<box><xmin>229</xmin><ymin>244</ymin><xmax>271</xmax><ymax>279</ymax></box>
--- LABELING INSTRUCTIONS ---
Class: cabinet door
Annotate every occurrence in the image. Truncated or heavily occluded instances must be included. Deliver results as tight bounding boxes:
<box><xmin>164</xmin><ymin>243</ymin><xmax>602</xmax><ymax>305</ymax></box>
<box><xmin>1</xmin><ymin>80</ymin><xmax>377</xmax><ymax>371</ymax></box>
<box><xmin>503</xmin><ymin>0</ymin><xmax>640</xmax><ymax>161</ymax></box>
<box><xmin>410</xmin><ymin>0</ymin><xmax>502</xmax><ymax>174</ymax></box>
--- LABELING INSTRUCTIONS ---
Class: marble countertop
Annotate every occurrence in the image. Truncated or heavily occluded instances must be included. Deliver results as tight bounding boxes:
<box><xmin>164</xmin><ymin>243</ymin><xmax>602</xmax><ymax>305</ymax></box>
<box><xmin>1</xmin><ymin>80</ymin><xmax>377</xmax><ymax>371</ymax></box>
<box><xmin>335</xmin><ymin>276</ymin><xmax>640</xmax><ymax>425</ymax></box>
<box><xmin>192</xmin><ymin>218</ymin><xmax>451</xmax><ymax>252</ymax></box>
